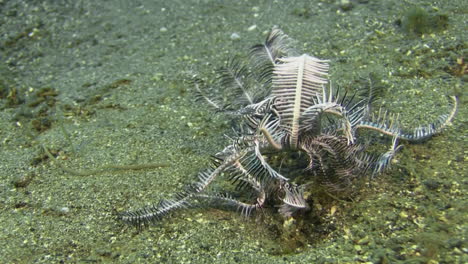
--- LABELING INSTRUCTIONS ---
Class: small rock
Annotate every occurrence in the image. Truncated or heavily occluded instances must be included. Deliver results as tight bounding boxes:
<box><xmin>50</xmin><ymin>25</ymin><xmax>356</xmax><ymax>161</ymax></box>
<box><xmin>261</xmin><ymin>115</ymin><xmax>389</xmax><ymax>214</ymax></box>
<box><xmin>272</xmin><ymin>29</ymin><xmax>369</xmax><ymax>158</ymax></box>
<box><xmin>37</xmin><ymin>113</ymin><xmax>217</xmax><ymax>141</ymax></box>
<box><xmin>247</xmin><ymin>25</ymin><xmax>257</xmax><ymax>32</ymax></box>
<box><xmin>339</xmin><ymin>0</ymin><xmax>354</xmax><ymax>11</ymax></box>
<box><xmin>59</xmin><ymin>207</ymin><xmax>70</xmax><ymax>215</ymax></box>
<box><xmin>230</xmin><ymin>32</ymin><xmax>241</xmax><ymax>40</ymax></box>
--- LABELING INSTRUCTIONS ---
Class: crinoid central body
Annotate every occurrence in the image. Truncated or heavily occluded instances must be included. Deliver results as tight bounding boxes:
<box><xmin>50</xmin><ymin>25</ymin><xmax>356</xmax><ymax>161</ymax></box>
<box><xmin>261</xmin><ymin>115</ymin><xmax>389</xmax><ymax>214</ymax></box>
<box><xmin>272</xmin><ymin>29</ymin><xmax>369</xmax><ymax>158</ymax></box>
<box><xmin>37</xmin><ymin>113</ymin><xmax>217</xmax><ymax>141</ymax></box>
<box><xmin>120</xmin><ymin>28</ymin><xmax>457</xmax><ymax>228</ymax></box>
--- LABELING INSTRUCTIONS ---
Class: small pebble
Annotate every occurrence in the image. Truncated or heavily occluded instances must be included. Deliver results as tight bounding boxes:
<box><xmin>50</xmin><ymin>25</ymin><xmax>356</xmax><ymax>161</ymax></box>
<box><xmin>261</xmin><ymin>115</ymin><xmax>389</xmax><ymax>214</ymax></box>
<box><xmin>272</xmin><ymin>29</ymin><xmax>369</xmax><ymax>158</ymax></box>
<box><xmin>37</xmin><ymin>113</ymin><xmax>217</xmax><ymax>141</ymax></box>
<box><xmin>339</xmin><ymin>0</ymin><xmax>354</xmax><ymax>11</ymax></box>
<box><xmin>247</xmin><ymin>25</ymin><xmax>257</xmax><ymax>31</ymax></box>
<box><xmin>59</xmin><ymin>207</ymin><xmax>70</xmax><ymax>214</ymax></box>
<box><xmin>230</xmin><ymin>32</ymin><xmax>240</xmax><ymax>40</ymax></box>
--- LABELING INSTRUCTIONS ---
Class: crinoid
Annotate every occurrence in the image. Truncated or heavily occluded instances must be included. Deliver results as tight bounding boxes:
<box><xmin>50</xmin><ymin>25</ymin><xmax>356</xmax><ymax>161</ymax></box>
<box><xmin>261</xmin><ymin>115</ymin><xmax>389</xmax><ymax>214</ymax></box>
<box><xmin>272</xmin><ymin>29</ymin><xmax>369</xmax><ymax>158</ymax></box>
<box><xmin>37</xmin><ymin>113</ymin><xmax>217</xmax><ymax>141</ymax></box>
<box><xmin>120</xmin><ymin>28</ymin><xmax>457</xmax><ymax>228</ymax></box>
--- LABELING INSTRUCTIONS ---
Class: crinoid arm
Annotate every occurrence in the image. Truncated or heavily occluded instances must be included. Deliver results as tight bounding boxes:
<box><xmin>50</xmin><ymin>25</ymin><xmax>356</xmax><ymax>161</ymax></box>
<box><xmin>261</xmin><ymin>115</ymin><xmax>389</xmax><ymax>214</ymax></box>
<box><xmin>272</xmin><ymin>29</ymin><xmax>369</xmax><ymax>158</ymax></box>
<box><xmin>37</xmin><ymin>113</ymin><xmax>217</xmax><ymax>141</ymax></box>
<box><xmin>119</xmin><ymin>191</ymin><xmax>193</xmax><ymax>228</ymax></box>
<box><xmin>371</xmin><ymin>135</ymin><xmax>402</xmax><ymax>174</ymax></box>
<box><xmin>301</xmin><ymin>85</ymin><xmax>361</xmax><ymax>144</ymax></box>
<box><xmin>215</xmin><ymin>57</ymin><xmax>254</xmax><ymax>106</ymax></box>
<box><xmin>257</xmin><ymin>112</ymin><xmax>283</xmax><ymax>150</ymax></box>
<box><xmin>120</xmin><ymin>145</ymin><xmax>253</xmax><ymax>227</ymax></box>
<box><xmin>193</xmin><ymin>78</ymin><xmax>226</xmax><ymax>111</ymax></box>
<box><xmin>272</xmin><ymin>54</ymin><xmax>329</xmax><ymax>148</ymax></box>
<box><xmin>193</xmin><ymin>191</ymin><xmax>265</xmax><ymax>218</ymax></box>
<box><xmin>279</xmin><ymin>182</ymin><xmax>308</xmax><ymax>217</ymax></box>
<box><xmin>193</xmin><ymin>57</ymin><xmax>253</xmax><ymax>112</ymax></box>
<box><xmin>400</xmin><ymin>96</ymin><xmax>458</xmax><ymax>141</ymax></box>
<box><xmin>355</xmin><ymin>73</ymin><xmax>387</xmax><ymax>118</ymax></box>
<box><xmin>194</xmin><ymin>28</ymin><xmax>297</xmax><ymax>113</ymax></box>
<box><xmin>299</xmin><ymin>134</ymin><xmax>370</xmax><ymax>189</ymax></box>
<box><xmin>351</xmin><ymin>134</ymin><xmax>403</xmax><ymax>178</ymax></box>
<box><xmin>250</xmin><ymin>27</ymin><xmax>297</xmax><ymax>85</ymax></box>
<box><xmin>225</xmin><ymin>135</ymin><xmax>289</xmax><ymax>184</ymax></box>
<box><xmin>356</xmin><ymin>96</ymin><xmax>458</xmax><ymax>142</ymax></box>
<box><xmin>120</xmin><ymin>132</ymin><xmax>287</xmax><ymax>227</ymax></box>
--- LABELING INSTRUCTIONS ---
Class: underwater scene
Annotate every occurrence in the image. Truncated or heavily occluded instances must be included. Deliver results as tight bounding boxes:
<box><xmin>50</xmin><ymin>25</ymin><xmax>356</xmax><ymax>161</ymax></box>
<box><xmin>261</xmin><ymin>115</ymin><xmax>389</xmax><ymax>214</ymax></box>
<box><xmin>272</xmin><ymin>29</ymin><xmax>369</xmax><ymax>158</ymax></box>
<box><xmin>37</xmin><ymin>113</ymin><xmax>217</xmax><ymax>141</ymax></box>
<box><xmin>0</xmin><ymin>0</ymin><xmax>466</xmax><ymax>263</ymax></box>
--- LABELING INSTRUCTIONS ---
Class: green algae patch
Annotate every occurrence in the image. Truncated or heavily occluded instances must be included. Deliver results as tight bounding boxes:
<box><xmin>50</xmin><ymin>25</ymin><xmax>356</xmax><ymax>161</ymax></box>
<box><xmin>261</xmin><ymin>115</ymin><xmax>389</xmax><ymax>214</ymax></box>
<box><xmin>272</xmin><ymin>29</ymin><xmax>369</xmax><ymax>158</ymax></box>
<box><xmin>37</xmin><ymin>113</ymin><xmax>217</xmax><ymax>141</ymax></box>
<box><xmin>400</xmin><ymin>7</ymin><xmax>449</xmax><ymax>36</ymax></box>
